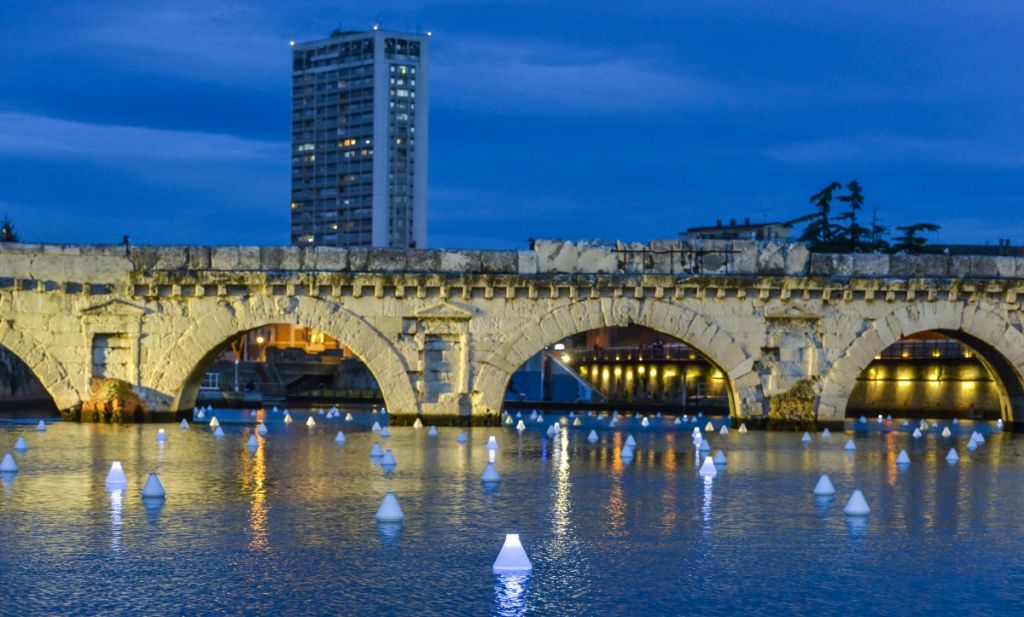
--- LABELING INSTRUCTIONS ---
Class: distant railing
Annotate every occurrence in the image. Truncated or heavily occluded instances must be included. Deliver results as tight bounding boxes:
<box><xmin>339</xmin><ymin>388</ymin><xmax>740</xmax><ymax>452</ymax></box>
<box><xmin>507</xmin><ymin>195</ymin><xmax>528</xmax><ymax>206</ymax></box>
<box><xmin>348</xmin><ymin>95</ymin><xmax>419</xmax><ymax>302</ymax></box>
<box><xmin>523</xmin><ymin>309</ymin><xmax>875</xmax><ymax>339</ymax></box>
<box><xmin>566</xmin><ymin>343</ymin><xmax>704</xmax><ymax>364</ymax></box>
<box><xmin>876</xmin><ymin>339</ymin><xmax>972</xmax><ymax>360</ymax></box>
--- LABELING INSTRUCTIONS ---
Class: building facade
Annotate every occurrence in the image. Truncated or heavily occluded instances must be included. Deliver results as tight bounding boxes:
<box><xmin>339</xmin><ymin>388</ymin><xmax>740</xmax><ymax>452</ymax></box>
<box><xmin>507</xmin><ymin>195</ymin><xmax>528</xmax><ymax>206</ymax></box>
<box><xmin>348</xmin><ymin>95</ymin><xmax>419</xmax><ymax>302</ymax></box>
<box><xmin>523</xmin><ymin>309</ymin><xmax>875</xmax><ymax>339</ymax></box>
<box><xmin>291</xmin><ymin>28</ymin><xmax>429</xmax><ymax>248</ymax></box>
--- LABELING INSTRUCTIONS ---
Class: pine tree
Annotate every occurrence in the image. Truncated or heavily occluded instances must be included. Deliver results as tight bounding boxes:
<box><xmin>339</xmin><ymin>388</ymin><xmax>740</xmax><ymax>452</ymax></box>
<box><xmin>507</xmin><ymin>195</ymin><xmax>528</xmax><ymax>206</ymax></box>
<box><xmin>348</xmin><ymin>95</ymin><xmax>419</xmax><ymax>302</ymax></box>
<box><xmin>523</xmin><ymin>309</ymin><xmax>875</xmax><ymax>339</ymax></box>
<box><xmin>0</xmin><ymin>216</ymin><xmax>18</xmax><ymax>242</ymax></box>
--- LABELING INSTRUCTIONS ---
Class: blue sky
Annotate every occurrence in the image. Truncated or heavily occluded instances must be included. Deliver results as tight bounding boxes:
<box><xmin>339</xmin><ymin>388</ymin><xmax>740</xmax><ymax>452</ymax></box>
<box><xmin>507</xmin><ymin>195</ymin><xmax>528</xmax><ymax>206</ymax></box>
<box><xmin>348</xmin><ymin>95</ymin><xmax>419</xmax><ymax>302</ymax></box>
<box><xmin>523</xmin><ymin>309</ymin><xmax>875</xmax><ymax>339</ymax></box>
<box><xmin>1</xmin><ymin>1</ymin><xmax>1021</xmax><ymax>248</ymax></box>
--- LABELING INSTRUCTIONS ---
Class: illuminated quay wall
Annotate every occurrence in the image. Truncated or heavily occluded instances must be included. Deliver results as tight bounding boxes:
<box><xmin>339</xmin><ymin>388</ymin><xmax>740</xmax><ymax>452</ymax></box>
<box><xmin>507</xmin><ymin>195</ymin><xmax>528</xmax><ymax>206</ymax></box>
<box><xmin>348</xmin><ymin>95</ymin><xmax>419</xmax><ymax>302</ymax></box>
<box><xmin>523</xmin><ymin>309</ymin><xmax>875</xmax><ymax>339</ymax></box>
<box><xmin>2</xmin><ymin>239</ymin><xmax>1024</xmax><ymax>425</ymax></box>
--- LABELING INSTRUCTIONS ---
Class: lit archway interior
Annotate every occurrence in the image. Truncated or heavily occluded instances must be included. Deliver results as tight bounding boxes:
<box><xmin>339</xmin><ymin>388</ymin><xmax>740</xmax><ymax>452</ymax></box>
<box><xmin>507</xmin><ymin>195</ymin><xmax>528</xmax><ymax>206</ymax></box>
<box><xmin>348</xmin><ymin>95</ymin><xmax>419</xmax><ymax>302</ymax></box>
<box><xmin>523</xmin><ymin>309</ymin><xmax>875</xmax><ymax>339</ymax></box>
<box><xmin>179</xmin><ymin>323</ymin><xmax>383</xmax><ymax>411</ymax></box>
<box><xmin>504</xmin><ymin>325</ymin><xmax>731</xmax><ymax>413</ymax></box>
<box><xmin>0</xmin><ymin>345</ymin><xmax>59</xmax><ymax>418</ymax></box>
<box><xmin>847</xmin><ymin>331</ymin><xmax>1023</xmax><ymax>420</ymax></box>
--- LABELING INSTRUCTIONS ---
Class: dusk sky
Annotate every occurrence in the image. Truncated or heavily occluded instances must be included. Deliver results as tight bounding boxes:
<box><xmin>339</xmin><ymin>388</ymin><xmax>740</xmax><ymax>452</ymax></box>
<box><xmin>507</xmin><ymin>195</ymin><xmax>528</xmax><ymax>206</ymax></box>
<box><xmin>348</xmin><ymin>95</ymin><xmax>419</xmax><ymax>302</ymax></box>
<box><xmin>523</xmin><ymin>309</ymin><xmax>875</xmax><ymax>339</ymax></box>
<box><xmin>1</xmin><ymin>1</ymin><xmax>1021</xmax><ymax>249</ymax></box>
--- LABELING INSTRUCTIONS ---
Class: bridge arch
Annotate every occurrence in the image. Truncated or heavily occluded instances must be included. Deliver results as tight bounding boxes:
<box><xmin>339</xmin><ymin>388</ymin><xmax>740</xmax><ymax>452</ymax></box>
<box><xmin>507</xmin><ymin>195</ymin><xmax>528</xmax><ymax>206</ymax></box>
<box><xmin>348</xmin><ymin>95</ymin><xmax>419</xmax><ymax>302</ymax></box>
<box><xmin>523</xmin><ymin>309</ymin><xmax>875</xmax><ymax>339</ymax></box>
<box><xmin>471</xmin><ymin>298</ymin><xmax>759</xmax><ymax>417</ymax></box>
<box><xmin>0</xmin><ymin>321</ymin><xmax>79</xmax><ymax>412</ymax></box>
<box><xmin>819</xmin><ymin>302</ymin><xmax>1024</xmax><ymax>422</ymax></box>
<box><xmin>149</xmin><ymin>296</ymin><xmax>417</xmax><ymax>414</ymax></box>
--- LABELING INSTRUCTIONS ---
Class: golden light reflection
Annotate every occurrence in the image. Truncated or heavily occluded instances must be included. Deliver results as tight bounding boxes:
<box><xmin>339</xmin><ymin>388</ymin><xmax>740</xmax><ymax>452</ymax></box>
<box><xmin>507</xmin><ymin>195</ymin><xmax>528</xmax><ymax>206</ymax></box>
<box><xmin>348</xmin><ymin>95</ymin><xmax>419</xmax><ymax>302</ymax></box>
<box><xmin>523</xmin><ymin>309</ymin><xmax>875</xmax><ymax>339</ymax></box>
<box><xmin>606</xmin><ymin>433</ymin><xmax>626</xmax><ymax>536</ymax></box>
<box><xmin>241</xmin><ymin>431</ymin><xmax>269</xmax><ymax>550</ymax></box>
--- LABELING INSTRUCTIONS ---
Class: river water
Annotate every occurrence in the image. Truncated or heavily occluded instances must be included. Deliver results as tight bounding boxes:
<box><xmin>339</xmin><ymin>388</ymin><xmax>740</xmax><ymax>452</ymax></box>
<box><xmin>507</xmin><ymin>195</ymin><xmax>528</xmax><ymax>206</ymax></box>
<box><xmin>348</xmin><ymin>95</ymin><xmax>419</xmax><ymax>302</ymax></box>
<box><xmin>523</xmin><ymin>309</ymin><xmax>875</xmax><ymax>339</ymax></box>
<box><xmin>1</xmin><ymin>411</ymin><xmax>1022</xmax><ymax>615</ymax></box>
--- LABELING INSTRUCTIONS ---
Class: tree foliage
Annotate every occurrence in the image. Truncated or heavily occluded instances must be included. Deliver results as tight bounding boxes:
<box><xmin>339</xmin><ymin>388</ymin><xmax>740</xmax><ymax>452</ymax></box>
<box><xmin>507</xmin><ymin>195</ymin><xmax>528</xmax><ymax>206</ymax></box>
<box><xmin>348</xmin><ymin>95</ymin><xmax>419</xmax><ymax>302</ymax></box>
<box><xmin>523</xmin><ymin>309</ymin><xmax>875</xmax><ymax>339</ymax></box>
<box><xmin>1</xmin><ymin>216</ymin><xmax>17</xmax><ymax>242</ymax></box>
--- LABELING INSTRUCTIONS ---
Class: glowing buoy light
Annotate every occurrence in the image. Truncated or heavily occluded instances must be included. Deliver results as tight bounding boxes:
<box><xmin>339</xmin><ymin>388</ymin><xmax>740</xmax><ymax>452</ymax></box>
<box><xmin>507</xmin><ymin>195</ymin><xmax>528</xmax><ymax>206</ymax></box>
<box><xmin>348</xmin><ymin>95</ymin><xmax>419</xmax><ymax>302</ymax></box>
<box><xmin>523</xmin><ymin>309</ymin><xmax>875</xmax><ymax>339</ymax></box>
<box><xmin>738</xmin><ymin>423</ymin><xmax>748</xmax><ymax>433</ymax></box>
<box><xmin>587</xmin><ymin>430</ymin><xmax>598</xmax><ymax>443</ymax></box>
<box><xmin>457</xmin><ymin>431</ymin><xmax>468</xmax><ymax>444</ymax></box>
<box><xmin>813</xmin><ymin>474</ymin><xmax>835</xmax><ymax>496</ymax></box>
<box><xmin>36</xmin><ymin>420</ymin><xmax>46</xmax><ymax>432</ymax></box>
<box><xmin>180</xmin><ymin>419</ymin><xmax>190</xmax><ymax>429</ymax></box>
<box><xmin>334</xmin><ymin>431</ymin><xmax>346</xmax><ymax>445</ymax></box>
<box><xmin>306</xmin><ymin>416</ymin><xmax>316</xmax><ymax>427</ymax></box>
<box><xmin>713</xmin><ymin>450</ymin><xmax>727</xmax><ymax>465</ymax></box>
<box><xmin>801</xmin><ymin>432</ymin><xmax>812</xmax><ymax>443</ymax></box>
<box><xmin>375</xmin><ymin>492</ymin><xmax>405</xmax><ymax>523</ymax></box>
<box><xmin>844</xmin><ymin>490</ymin><xmax>870</xmax><ymax>516</ymax></box>
<box><xmin>105</xmin><ymin>461</ymin><xmax>127</xmax><ymax>488</ymax></box>
<box><xmin>258</xmin><ymin>423</ymin><xmax>268</xmax><ymax>435</ymax></box>
<box><xmin>156</xmin><ymin>429</ymin><xmax>167</xmax><ymax>443</ymax></box>
<box><xmin>14</xmin><ymin>436</ymin><xmax>28</xmax><ymax>452</ymax></box>
<box><xmin>844</xmin><ymin>439</ymin><xmax>856</xmax><ymax>451</ymax></box>
<box><xmin>372</xmin><ymin>421</ymin><xmax>382</xmax><ymax>433</ymax></box>
<box><xmin>413</xmin><ymin>418</ymin><xmax>423</xmax><ymax>429</ymax></box>
<box><xmin>487</xmin><ymin>436</ymin><xmax>499</xmax><ymax>452</ymax></box>
<box><xmin>209</xmin><ymin>416</ymin><xmax>220</xmax><ymax>428</ymax></box>
<box><xmin>698</xmin><ymin>456</ymin><xmax>717</xmax><ymax>477</ymax></box>
<box><xmin>141</xmin><ymin>472</ymin><xmax>165</xmax><ymax>498</ymax></box>
<box><xmin>246</xmin><ymin>434</ymin><xmax>258</xmax><ymax>449</ymax></box>
<box><xmin>0</xmin><ymin>453</ymin><xmax>18</xmax><ymax>473</ymax></box>
<box><xmin>896</xmin><ymin>449</ymin><xmax>910</xmax><ymax>465</ymax></box>
<box><xmin>213</xmin><ymin>426</ymin><xmax>225</xmax><ymax>438</ymax></box>
<box><xmin>370</xmin><ymin>442</ymin><xmax>384</xmax><ymax>457</ymax></box>
<box><xmin>946</xmin><ymin>448</ymin><xmax>959</xmax><ymax>464</ymax></box>
<box><xmin>427</xmin><ymin>426</ymin><xmax>438</xmax><ymax>437</ymax></box>
<box><xmin>821</xmin><ymin>428</ymin><xmax>831</xmax><ymax>439</ymax></box>
<box><xmin>492</xmin><ymin>534</ymin><xmax>532</xmax><ymax>574</ymax></box>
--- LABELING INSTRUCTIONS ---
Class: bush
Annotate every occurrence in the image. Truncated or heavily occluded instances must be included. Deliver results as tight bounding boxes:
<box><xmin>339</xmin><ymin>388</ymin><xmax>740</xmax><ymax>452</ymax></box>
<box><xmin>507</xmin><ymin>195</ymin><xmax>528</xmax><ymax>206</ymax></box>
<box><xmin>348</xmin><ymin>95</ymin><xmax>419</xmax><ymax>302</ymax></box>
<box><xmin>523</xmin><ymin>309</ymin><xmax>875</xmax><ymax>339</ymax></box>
<box><xmin>768</xmin><ymin>378</ymin><xmax>819</xmax><ymax>429</ymax></box>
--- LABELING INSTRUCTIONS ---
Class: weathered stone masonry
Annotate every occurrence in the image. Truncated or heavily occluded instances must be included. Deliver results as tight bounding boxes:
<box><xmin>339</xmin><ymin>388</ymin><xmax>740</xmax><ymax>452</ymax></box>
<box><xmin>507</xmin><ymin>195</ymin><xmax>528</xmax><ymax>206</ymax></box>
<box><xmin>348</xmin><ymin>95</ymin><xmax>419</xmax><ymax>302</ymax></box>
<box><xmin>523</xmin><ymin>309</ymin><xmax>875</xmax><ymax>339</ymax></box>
<box><xmin>2</xmin><ymin>239</ymin><xmax>1024</xmax><ymax>424</ymax></box>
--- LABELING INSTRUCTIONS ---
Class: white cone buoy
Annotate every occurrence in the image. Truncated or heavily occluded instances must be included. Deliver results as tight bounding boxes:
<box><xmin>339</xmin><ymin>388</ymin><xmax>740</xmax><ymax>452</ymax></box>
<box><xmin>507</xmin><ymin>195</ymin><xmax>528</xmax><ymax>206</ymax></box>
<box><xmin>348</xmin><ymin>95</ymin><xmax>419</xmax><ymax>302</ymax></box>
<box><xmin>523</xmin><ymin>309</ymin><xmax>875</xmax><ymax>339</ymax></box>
<box><xmin>197</xmin><ymin>409</ymin><xmax>205</xmax><ymax>420</ymax></box>
<box><xmin>587</xmin><ymin>430</ymin><xmax>598</xmax><ymax>443</ymax></box>
<box><xmin>997</xmin><ymin>419</ymin><xmax>1004</xmax><ymax>429</ymax></box>
<box><xmin>952</xmin><ymin>418</ymin><xmax>959</xmax><ymax>425</ymax></box>
<box><xmin>375</xmin><ymin>492</ymin><xmax>405</xmax><ymax>523</ymax></box>
<box><xmin>372</xmin><ymin>421</ymin><xmax>382</xmax><ymax>433</ymax></box>
<box><xmin>941</xmin><ymin>426</ymin><xmax>951</xmax><ymax>438</ymax></box>
<box><xmin>246</xmin><ymin>434</ymin><xmax>258</xmax><ymax>449</ymax></box>
<box><xmin>504</xmin><ymin>416</ymin><xmax>513</xmax><ymax>425</ymax></box>
<box><xmin>573</xmin><ymin>417</ymin><xmax>582</xmax><ymax>427</ymax></box>
<box><xmin>317</xmin><ymin>409</ymin><xmax>324</xmax><ymax>415</ymax></box>
<box><xmin>487</xmin><ymin>436</ymin><xmax>499</xmax><ymax>451</ymax></box>
<box><xmin>334</xmin><ymin>431</ymin><xmax>346</xmax><ymax>445</ymax></box>
<box><xmin>844</xmin><ymin>439</ymin><xmax>856</xmax><ymax>451</ymax></box>
<box><xmin>674</xmin><ymin>417</ymin><xmax>682</xmax><ymax>426</ymax></box>
<box><xmin>213</xmin><ymin>426</ymin><xmax>225</xmax><ymax>438</ymax></box>
<box><xmin>306</xmin><ymin>416</ymin><xmax>316</xmax><ymax>427</ymax></box>
<box><xmin>457</xmin><ymin>431</ymin><xmax>468</xmax><ymax>443</ymax></box>
<box><xmin>699</xmin><ymin>456</ymin><xmax>717</xmax><ymax>477</ymax></box>
<box><xmin>802</xmin><ymin>432</ymin><xmax>812</xmax><ymax>443</ymax></box>
<box><xmin>141</xmin><ymin>472</ymin><xmax>165</xmax><ymax>498</ymax></box>
<box><xmin>36</xmin><ymin>420</ymin><xmax>46</xmax><ymax>432</ymax></box>
<box><xmin>481</xmin><ymin>462</ymin><xmax>500</xmax><ymax>483</ymax></box>
<box><xmin>705</xmin><ymin>421</ymin><xmax>714</xmax><ymax>431</ymax></box>
<box><xmin>719</xmin><ymin>425</ymin><xmax>729</xmax><ymax>435</ymax></box>
<box><xmin>258</xmin><ymin>422</ymin><xmax>268</xmax><ymax>435</ymax></box>
<box><xmin>858</xmin><ymin>416</ymin><xmax>867</xmax><ymax>424</ymax></box>
<box><xmin>413</xmin><ymin>418</ymin><xmax>423</xmax><ymax>429</ymax></box>
<box><xmin>427</xmin><ymin>426</ymin><xmax>438</xmax><ymax>437</ymax></box>
<box><xmin>381</xmin><ymin>426</ymin><xmax>391</xmax><ymax>438</ymax></box>
<box><xmin>946</xmin><ymin>448</ymin><xmax>959</xmax><ymax>463</ymax></box>
<box><xmin>516</xmin><ymin>420</ymin><xmax>526</xmax><ymax>432</ymax></box>
<box><xmin>920</xmin><ymin>420</ymin><xmax>929</xmax><ymax>430</ymax></box>
<box><xmin>0</xmin><ymin>453</ymin><xmax>17</xmax><ymax>472</ymax></box>
<box><xmin>345</xmin><ymin>412</ymin><xmax>354</xmax><ymax>421</ymax></box>
<box><xmin>370</xmin><ymin>442</ymin><xmax>384</xmax><ymax>457</ymax></box>
<box><xmin>180</xmin><ymin>419</ymin><xmax>190</xmax><ymax>429</ymax></box>
<box><xmin>536</xmin><ymin>413</ymin><xmax>544</xmax><ymax>423</ymax></box>
<box><xmin>844</xmin><ymin>490</ymin><xmax>870</xmax><ymax>516</ymax></box>
<box><xmin>641</xmin><ymin>417</ymin><xmax>650</xmax><ymax>428</ymax></box>
<box><xmin>493</xmin><ymin>534</ymin><xmax>532</xmax><ymax>574</ymax></box>
<box><xmin>625</xmin><ymin>435</ymin><xmax>637</xmax><ymax>448</ymax></box>
<box><xmin>272</xmin><ymin>406</ymin><xmax>279</xmax><ymax>413</ymax></box>
<box><xmin>896</xmin><ymin>449</ymin><xmax>910</xmax><ymax>464</ymax></box>
<box><xmin>967</xmin><ymin>439</ymin><xmax>978</xmax><ymax>451</ymax></box>
<box><xmin>14</xmin><ymin>436</ymin><xmax>28</xmax><ymax>452</ymax></box>
<box><xmin>713</xmin><ymin>449</ymin><xmax>727</xmax><ymax>465</ymax></box>
<box><xmin>975</xmin><ymin>432</ymin><xmax>986</xmax><ymax>444</ymax></box>
<box><xmin>105</xmin><ymin>461</ymin><xmax>127</xmax><ymax>487</ymax></box>
<box><xmin>283</xmin><ymin>413</ymin><xmax>293</xmax><ymax>424</ymax></box>
<box><xmin>156</xmin><ymin>429</ymin><xmax>167</xmax><ymax>443</ymax></box>
<box><xmin>813</xmin><ymin>474</ymin><xmax>835</xmax><ymax>496</ymax></box>
<box><xmin>620</xmin><ymin>445</ymin><xmax>634</xmax><ymax>461</ymax></box>
<box><xmin>209</xmin><ymin>416</ymin><xmax>220</xmax><ymax>428</ymax></box>
<box><xmin>738</xmin><ymin>423</ymin><xmax>748</xmax><ymax>433</ymax></box>
<box><xmin>609</xmin><ymin>418</ymin><xmax>618</xmax><ymax>428</ymax></box>
<box><xmin>877</xmin><ymin>415</ymin><xmax>883</xmax><ymax>424</ymax></box>
<box><xmin>381</xmin><ymin>449</ymin><xmax>397</xmax><ymax>466</ymax></box>
<box><xmin>822</xmin><ymin>428</ymin><xmax>831</xmax><ymax>439</ymax></box>
<box><xmin>699</xmin><ymin>439</ymin><xmax>711</xmax><ymax>452</ymax></box>
<box><xmin>913</xmin><ymin>428</ymin><xmax>922</xmax><ymax>438</ymax></box>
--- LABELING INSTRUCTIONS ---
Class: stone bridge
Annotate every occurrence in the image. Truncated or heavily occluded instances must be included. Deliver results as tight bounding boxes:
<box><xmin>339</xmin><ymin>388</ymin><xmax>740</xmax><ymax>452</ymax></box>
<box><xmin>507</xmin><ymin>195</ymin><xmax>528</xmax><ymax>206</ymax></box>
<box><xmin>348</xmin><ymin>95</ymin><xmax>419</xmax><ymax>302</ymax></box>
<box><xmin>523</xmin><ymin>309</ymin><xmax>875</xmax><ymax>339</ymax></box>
<box><xmin>2</xmin><ymin>239</ymin><xmax>1024</xmax><ymax>425</ymax></box>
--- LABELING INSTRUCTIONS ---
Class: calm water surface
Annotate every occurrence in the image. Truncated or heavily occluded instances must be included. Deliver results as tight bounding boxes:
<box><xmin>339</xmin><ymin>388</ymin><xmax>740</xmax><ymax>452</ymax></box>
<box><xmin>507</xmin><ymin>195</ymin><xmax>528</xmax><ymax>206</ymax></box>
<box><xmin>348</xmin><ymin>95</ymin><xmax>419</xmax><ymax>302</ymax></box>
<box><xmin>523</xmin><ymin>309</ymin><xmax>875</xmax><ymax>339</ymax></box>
<box><xmin>1</xmin><ymin>411</ymin><xmax>1023</xmax><ymax>616</ymax></box>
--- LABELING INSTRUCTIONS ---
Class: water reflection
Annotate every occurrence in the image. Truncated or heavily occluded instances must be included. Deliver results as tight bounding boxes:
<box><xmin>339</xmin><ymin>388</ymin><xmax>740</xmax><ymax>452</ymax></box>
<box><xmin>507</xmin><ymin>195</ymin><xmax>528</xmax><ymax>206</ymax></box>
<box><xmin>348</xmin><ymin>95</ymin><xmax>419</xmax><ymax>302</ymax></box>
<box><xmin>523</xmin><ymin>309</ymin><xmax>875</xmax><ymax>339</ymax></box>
<box><xmin>494</xmin><ymin>573</ymin><xmax>530</xmax><ymax>617</ymax></box>
<box><xmin>241</xmin><ymin>432</ymin><xmax>269</xmax><ymax>550</ymax></box>
<box><xmin>702</xmin><ymin>475</ymin><xmax>713</xmax><ymax>533</ymax></box>
<box><xmin>109</xmin><ymin>488</ymin><xmax>123</xmax><ymax>552</ymax></box>
<box><xmin>376</xmin><ymin>522</ymin><xmax>403</xmax><ymax>548</ymax></box>
<box><xmin>0</xmin><ymin>470</ymin><xmax>15</xmax><ymax>492</ymax></box>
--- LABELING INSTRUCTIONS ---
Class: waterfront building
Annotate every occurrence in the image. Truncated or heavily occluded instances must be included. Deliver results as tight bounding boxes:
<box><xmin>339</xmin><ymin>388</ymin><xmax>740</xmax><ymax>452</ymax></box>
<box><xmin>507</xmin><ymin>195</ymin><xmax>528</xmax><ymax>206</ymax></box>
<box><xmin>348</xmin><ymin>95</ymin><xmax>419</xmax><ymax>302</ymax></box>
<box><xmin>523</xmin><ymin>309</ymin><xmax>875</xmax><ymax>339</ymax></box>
<box><xmin>681</xmin><ymin>218</ymin><xmax>790</xmax><ymax>241</ymax></box>
<box><xmin>290</xmin><ymin>27</ymin><xmax>429</xmax><ymax>248</ymax></box>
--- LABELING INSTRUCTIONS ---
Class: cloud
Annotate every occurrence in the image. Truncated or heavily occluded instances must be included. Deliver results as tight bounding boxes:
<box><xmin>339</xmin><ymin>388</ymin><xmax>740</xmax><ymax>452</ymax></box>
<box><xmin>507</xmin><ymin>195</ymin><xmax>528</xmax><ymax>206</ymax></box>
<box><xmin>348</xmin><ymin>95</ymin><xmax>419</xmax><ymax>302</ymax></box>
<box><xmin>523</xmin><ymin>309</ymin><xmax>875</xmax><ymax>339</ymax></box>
<box><xmin>763</xmin><ymin>133</ymin><xmax>1024</xmax><ymax>169</ymax></box>
<box><xmin>0</xmin><ymin>111</ymin><xmax>285</xmax><ymax>162</ymax></box>
<box><xmin>432</xmin><ymin>36</ymin><xmax>731</xmax><ymax>115</ymax></box>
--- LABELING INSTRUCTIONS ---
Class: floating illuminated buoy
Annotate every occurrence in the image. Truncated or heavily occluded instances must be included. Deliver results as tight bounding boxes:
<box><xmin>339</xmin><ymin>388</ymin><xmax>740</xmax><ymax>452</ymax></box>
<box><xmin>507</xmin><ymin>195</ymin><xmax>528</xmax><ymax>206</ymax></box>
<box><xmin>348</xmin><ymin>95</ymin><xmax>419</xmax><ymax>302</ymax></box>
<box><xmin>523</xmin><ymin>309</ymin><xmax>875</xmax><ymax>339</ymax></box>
<box><xmin>371</xmin><ymin>421</ymin><xmax>382</xmax><ymax>433</ymax></box>
<box><xmin>105</xmin><ymin>461</ymin><xmax>127</xmax><ymax>488</ymax></box>
<box><xmin>974</xmin><ymin>432</ymin><xmax>985</xmax><ymax>444</ymax></box>
<box><xmin>345</xmin><ymin>413</ymin><xmax>354</xmax><ymax>421</ymax></box>
<box><xmin>413</xmin><ymin>418</ymin><xmax>423</xmax><ymax>429</ymax></box>
<box><xmin>180</xmin><ymin>419</ymin><xmax>189</xmax><ymax>429</ymax></box>
<box><xmin>738</xmin><ymin>423</ymin><xmax>748</xmax><ymax>433</ymax></box>
<box><xmin>699</xmin><ymin>439</ymin><xmax>711</xmax><ymax>452</ymax></box>
<box><xmin>14</xmin><ymin>436</ymin><xmax>28</xmax><ymax>452</ymax></box>
<box><xmin>952</xmin><ymin>418</ymin><xmax>959</xmax><ymax>425</ymax></box>
<box><xmin>705</xmin><ymin>421</ymin><xmax>714</xmax><ymax>431</ymax></box>
<box><xmin>946</xmin><ymin>448</ymin><xmax>959</xmax><ymax>464</ymax></box>
<box><xmin>317</xmin><ymin>409</ymin><xmax>324</xmax><ymax>415</ymax></box>
<box><xmin>587</xmin><ymin>430</ymin><xmax>598</xmax><ymax>443</ymax></box>
<box><xmin>573</xmin><ymin>417</ymin><xmax>582</xmax><ymax>427</ymax></box>
<box><xmin>719</xmin><ymin>425</ymin><xmax>729</xmax><ymax>435</ymax></box>
<box><xmin>536</xmin><ymin>413</ymin><xmax>544</xmax><ymax>423</ymax></box>
<box><xmin>251</xmin><ymin>410</ymin><xmax>258</xmax><ymax>417</ymax></box>
<box><xmin>481</xmin><ymin>462</ymin><xmax>500</xmax><ymax>483</ymax></box>
<box><xmin>0</xmin><ymin>453</ymin><xmax>17</xmax><ymax>473</ymax></box>
<box><xmin>844</xmin><ymin>490</ymin><xmax>870</xmax><ymax>516</ymax></box>
<box><xmin>457</xmin><ymin>431</ymin><xmax>468</xmax><ymax>443</ymax></box>
<box><xmin>334</xmin><ymin>431</ymin><xmax>346</xmax><ymax>445</ymax></box>
<box><xmin>155</xmin><ymin>429</ymin><xmax>167</xmax><ymax>444</ymax></box>
<box><xmin>370</xmin><ymin>442</ymin><xmax>384</xmax><ymax>457</ymax></box>
<box><xmin>802</xmin><ymin>432</ymin><xmax>812</xmax><ymax>443</ymax></box>
<box><xmin>620</xmin><ymin>444</ymin><xmax>634</xmax><ymax>461</ymax></box>
<box><xmin>213</xmin><ymin>426</ymin><xmax>225</xmax><ymax>438</ymax></box>
<box><xmin>713</xmin><ymin>450</ymin><xmax>727</xmax><ymax>465</ymax></box>
<box><xmin>504</xmin><ymin>416</ymin><xmax>513</xmax><ymax>425</ymax></box>
<box><xmin>283</xmin><ymin>412</ymin><xmax>293</xmax><ymax>423</ymax></box>
<box><xmin>813</xmin><ymin>474</ymin><xmax>835</xmax><ymax>496</ymax></box>
<box><xmin>381</xmin><ymin>449</ymin><xmax>397</xmax><ymax>467</ymax></box>
<box><xmin>844</xmin><ymin>439</ymin><xmax>856</xmax><ymax>451</ymax></box>
<box><xmin>487</xmin><ymin>436</ymin><xmax>499</xmax><ymax>451</ymax></box>
<box><xmin>492</xmin><ymin>534</ymin><xmax>532</xmax><ymax>574</ymax></box>
<box><xmin>641</xmin><ymin>417</ymin><xmax>650</xmax><ymax>428</ymax></box>
<box><xmin>698</xmin><ymin>456</ymin><xmax>717</xmax><ymax>477</ymax></box>
<box><xmin>516</xmin><ymin>420</ymin><xmax>526</xmax><ymax>432</ymax></box>
<box><xmin>375</xmin><ymin>492</ymin><xmax>405</xmax><ymax>523</ymax></box>
<box><xmin>272</xmin><ymin>406</ymin><xmax>279</xmax><ymax>413</ymax></box>
<box><xmin>674</xmin><ymin>417</ymin><xmax>682</xmax><ymax>426</ymax></box>
<box><xmin>246</xmin><ymin>434</ymin><xmax>258</xmax><ymax>449</ymax></box>
<box><xmin>625</xmin><ymin>435</ymin><xmax>637</xmax><ymax>448</ymax></box>
<box><xmin>912</xmin><ymin>428</ymin><xmax>922</xmax><ymax>438</ymax></box>
<box><xmin>141</xmin><ymin>472</ymin><xmax>165</xmax><ymax>499</ymax></box>
<box><xmin>306</xmin><ymin>416</ymin><xmax>316</xmax><ymax>427</ymax></box>
<box><xmin>197</xmin><ymin>409</ymin><xmax>206</xmax><ymax>420</ymax></box>
<box><xmin>967</xmin><ymin>438</ymin><xmax>978</xmax><ymax>451</ymax></box>
<box><xmin>877</xmin><ymin>415</ymin><xmax>883</xmax><ymax>424</ymax></box>
<box><xmin>209</xmin><ymin>416</ymin><xmax>220</xmax><ymax>428</ymax></box>
<box><xmin>529</xmin><ymin>411</ymin><xmax>537</xmax><ymax>420</ymax></box>
<box><xmin>997</xmin><ymin>419</ymin><xmax>1004</xmax><ymax>429</ymax></box>
<box><xmin>36</xmin><ymin>420</ymin><xmax>46</xmax><ymax>432</ymax></box>
<box><xmin>941</xmin><ymin>426</ymin><xmax>951</xmax><ymax>438</ymax></box>
<box><xmin>822</xmin><ymin>428</ymin><xmax>831</xmax><ymax>439</ymax></box>
<box><xmin>920</xmin><ymin>420</ymin><xmax>929</xmax><ymax>430</ymax></box>
<box><xmin>896</xmin><ymin>449</ymin><xmax>910</xmax><ymax>464</ymax></box>
<box><xmin>858</xmin><ymin>416</ymin><xmax>867</xmax><ymax>424</ymax></box>
<box><xmin>427</xmin><ymin>426</ymin><xmax>438</xmax><ymax>437</ymax></box>
<box><xmin>381</xmin><ymin>426</ymin><xmax>391</xmax><ymax>438</ymax></box>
